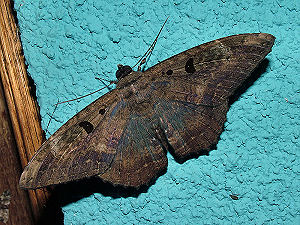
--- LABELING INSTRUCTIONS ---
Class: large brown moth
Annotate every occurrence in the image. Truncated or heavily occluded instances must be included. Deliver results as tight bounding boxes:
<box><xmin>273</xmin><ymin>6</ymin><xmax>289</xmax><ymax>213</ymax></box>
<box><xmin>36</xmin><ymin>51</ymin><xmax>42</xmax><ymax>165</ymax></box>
<box><xmin>19</xmin><ymin>24</ymin><xmax>275</xmax><ymax>189</ymax></box>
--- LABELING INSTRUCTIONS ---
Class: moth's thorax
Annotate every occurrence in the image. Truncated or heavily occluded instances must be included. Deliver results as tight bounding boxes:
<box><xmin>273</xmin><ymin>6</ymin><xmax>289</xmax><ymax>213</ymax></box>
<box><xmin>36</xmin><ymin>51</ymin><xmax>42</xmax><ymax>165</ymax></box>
<box><xmin>116</xmin><ymin>70</ymin><xmax>155</xmax><ymax>116</ymax></box>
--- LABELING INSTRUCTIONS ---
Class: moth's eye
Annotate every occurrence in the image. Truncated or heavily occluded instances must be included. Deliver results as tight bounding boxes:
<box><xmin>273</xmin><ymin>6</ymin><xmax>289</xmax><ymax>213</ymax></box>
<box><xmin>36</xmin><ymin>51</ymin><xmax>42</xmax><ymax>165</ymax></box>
<box><xmin>166</xmin><ymin>69</ymin><xmax>173</xmax><ymax>75</ymax></box>
<box><xmin>79</xmin><ymin>121</ymin><xmax>94</xmax><ymax>134</ymax></box>
<box><xmin>99</xmin><ymin>108</ymin><xmax>106</xmax><ymax>115</ymax></box>
<box><xmin>185</xmin><ymin>58</ymin><xmax>196</xmax><ymax>73</ymax></box>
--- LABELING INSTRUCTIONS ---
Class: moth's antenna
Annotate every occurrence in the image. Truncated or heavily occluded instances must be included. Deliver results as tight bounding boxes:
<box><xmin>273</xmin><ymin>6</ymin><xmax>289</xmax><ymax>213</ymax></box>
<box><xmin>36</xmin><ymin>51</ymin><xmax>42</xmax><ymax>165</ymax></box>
<box><xmin>55</xmin><ymin>81</ymin><xmax>115</xmax><ymax>105</ymax></box>
<box><xmin>132</xmin><ymin>16</ymin><xmax>169</xmax><ymax>71</ymax></box>
<box><xmin>95</xmin><ymin>76</ymin><xmax>115</xmax><ymax>83</ymax></box>
<box><xmin>45</xmin><ymin>99</ymin><xmax>59</xmax><ymax>135</ymax></box>
<box><xmin>95</xmin><ymin>77</ymin><xmax>114</xmax><ymax>91</ymax></box>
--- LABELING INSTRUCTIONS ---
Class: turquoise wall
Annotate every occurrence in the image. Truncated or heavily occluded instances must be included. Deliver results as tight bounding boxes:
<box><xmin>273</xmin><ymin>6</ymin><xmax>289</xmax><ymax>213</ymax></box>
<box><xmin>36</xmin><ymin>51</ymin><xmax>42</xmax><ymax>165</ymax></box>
<box><xmin>14</xmin><ymin>0</ymin><xmax>299</xmax><ymax>224</ymax></box>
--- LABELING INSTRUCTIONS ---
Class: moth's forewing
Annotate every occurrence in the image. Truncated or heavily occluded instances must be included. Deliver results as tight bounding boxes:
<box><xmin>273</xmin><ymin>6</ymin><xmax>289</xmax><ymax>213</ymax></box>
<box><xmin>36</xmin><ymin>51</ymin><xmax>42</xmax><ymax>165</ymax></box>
<box><xmin>145</xmin><ymin>33</ymin><xmax>275</xmax><ymax>105</ymax></box>
<box><xmin>20</xmin><ymin>90</ymin><xmax>120</xmax><ymax>188</ymax></box>
<box><xmin>141</xmin><ymin>33</ymin><xmax>275</xmax><ymax>160</ymax></box>
<box><xmin>20</xmin><ymin>86</ymin><xmax>168</xmax><ymax>189</ymax></box>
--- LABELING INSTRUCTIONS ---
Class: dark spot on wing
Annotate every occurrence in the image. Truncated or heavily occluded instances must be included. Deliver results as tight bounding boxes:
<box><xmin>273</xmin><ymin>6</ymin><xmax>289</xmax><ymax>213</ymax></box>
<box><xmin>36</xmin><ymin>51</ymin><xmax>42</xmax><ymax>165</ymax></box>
<box><xmin>79</xmin><ymin>121</ymin><xmax>94</xmax><ymax>134</ymax></box>
<box><xmin>99</xmin><ymin>108</ymin><xmax>106</xmax><ymax>115</ymax></box>
<box><xmin>161</xmin><ymin>71</ymin><xmax>165</xmax><ymax>75</ymax></box>
<box><xmin>185</xmin><ymin>58</ymin><xmax>196</xmax><ymax>73</ymax></box>
<box><xmin>166</xmin><ymin>69</ymin><xmax>173</xmax><ymax>75</ymax></box>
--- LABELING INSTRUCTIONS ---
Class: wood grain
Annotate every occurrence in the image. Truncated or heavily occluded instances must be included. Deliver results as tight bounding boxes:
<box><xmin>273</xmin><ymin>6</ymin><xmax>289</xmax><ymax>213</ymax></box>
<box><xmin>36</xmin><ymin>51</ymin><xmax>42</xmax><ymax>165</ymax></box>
<box><xmin>0</xmin><ymin>0</ymin><xmax>49</xmax><ymax>223</ymax></box>
<box><xmin>0</xmin><ymin>77</ymin><xmax>34</xmax><ymax>224</ymax></box>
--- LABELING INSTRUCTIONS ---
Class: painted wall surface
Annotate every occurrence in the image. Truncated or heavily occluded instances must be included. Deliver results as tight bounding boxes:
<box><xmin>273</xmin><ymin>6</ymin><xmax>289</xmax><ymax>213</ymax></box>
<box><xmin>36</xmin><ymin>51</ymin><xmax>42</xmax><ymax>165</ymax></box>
<box><xmin>14</xmin><ymin>0</ymin><xmax>299</xmax><ymax>224</ymax></box>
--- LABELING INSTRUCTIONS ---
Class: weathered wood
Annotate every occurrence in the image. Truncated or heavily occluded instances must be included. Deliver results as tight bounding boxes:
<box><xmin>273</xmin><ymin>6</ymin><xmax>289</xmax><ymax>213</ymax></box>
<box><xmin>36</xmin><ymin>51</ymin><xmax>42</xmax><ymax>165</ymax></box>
<box><xmin>0</xmin><ymin>0</ymin><xmax>49</xmax><ymax>223</ymax></box>
<box><xmin>0</xmin><ymin>79</ymin><xmax>34</xmax><ymax>224</ymax></box>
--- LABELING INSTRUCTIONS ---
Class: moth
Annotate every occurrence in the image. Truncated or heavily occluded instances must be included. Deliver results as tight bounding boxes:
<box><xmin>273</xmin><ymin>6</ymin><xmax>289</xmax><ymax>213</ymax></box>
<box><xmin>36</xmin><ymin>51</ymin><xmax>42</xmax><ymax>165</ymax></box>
<box><xmin>19</xmin><ymin>26</ymin><xmax>275</xmax><ymax>189</ymax></box>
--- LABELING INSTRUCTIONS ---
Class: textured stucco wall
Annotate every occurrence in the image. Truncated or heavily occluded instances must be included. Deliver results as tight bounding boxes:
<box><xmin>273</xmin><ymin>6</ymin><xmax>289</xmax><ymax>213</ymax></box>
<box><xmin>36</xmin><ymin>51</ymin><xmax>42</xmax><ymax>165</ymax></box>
<box><xmin>14</xmin><ymin>0</ymin><xmax>299</xmax><ymax>224</ymax></box>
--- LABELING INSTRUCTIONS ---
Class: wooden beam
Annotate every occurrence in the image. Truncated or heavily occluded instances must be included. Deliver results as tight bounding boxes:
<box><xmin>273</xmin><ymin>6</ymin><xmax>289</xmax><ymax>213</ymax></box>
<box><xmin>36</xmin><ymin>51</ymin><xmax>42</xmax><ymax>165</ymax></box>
<box><xmin>0</xmin><ymin>76</ymin><xmax>34</xmax><ymax>224</ymax></box>
<box><xmin>0</xmin><ymin>0</ymin><xmax>50</xmax><ymax>223</ymax></box>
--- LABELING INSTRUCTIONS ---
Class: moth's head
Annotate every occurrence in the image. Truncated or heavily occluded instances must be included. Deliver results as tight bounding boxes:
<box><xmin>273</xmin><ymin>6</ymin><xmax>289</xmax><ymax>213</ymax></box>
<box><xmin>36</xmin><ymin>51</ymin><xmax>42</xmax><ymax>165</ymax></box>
<box><xmin>116</xmin><ymin>64</ymin><xmax>133</xmax><ymax>80</ymax></box>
